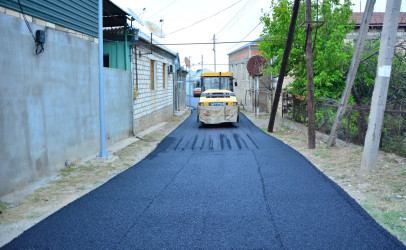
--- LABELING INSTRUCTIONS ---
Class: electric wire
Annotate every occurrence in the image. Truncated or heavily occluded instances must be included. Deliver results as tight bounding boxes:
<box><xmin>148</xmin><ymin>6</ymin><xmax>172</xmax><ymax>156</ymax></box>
<box><xmin>194</xmin><ymin>0</ymin><xmax>256</xmax><ymax>56</ymax></box>
<box><xmin>102</xmin><ymin>38</ymin><xmax>284</xmax><ymax>46</ymax></box>
<box><xmin>165</xmin><ymin>0</ymin><xmax>243</xmax><ymax>36</ymax></box>
<box><xmin>146</xmin><ymin>0</ymin><xmax>178</xmax><ymax>20</ymax></box>
<box><xmin>17</xmin><ymin>0</ymin><xmax>45</xmax><ymax>54</ymax></box>
<box><xmin>220</xmin><ymin>8</ymin><xmax>272</xmax><ymax>53</ymax></box>
<box><xmin>216</xmin><ymin>0</ymin><xmax>257</xmax><ymax>39</ymax></box>
<box><xmin>17</xmin><ymin>0</ymin><xmax>36</xmax><ymax>42</ymax></box>
<box><xmin>220</xmin><ymin>22</ymin><xmax>261</xmax><ymax>52</ymax></box>
<box><xmin>195</xmin><ymin>0</ymin><xmax>256</xmax><ymax>62</ymax></box>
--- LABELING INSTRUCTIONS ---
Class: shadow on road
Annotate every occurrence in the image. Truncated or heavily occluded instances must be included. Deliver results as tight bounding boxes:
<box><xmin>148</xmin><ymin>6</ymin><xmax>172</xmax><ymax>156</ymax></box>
<box><xmin>198</xmin><ymin>122</ymin><xmax>238</xmax><ymax>129</ymax></box>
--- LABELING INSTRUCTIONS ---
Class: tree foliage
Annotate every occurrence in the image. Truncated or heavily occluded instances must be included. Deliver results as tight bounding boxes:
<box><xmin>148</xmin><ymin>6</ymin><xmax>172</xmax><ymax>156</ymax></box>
<box><xmin>258</xmin><ymin>0</ymin><xmax>354</xmax><ymax>99</ymax></box>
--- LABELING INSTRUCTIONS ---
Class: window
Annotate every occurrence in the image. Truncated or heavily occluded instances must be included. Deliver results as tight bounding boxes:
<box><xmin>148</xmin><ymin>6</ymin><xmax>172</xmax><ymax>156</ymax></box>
<box><xmin>103</xmin><ymin>54</ymin><xmax>109</xmax><ymax>67</ymax></box>
<box><xmin>163</xmin><ymin>63</ymin><xmax>166</xmax><ymax>89</ymax></box>
<box><xmin>150</xmin><ymin>60</ymin><xmax>155</xmax><ymax>90</ymax></box>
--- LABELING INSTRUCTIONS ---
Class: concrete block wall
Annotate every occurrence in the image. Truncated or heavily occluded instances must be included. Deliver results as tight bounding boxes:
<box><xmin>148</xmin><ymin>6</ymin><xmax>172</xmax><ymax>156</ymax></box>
<box><xmin>132</xmin><ymin>46</ymin><xmax>175</xmax><ymax>133</ymax></box>
<box><xmin>0</xmin><ymin>10</ymin><xmax>132</xmax><ymax>196</ymax></box>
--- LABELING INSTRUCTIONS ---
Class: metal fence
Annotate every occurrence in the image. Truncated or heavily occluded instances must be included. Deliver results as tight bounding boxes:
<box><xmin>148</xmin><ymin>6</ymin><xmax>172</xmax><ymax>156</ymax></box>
<box><xmin>282</xmin><ymin>93</ymin><xmax>406</xmax><ymax>157</ymax></box>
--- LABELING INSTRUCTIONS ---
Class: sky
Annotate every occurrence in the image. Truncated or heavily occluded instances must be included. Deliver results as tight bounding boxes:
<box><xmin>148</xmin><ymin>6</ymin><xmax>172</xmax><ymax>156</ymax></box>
<box><xmin>112</xmin><ymin>0</ymin><xmax>406</xmax><ymax>72</ymax></box>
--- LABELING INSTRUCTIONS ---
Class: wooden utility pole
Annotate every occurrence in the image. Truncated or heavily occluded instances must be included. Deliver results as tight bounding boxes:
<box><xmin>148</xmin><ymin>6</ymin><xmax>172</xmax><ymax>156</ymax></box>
<box><xmin>304</xmin><ymin>0</ymin><xmax>316</xmax><ymax>149</ymax></box>
<box><xmin>267</xmin><ymin>0</ymin><xmax>300</xmax><ymax>132</ymax></box>
<box><xmin>327</xmin><ymin>0</ymin><xmax>376</xmax><ymax>147</ymax></box>
<box><xmin>361</xmin><ymin>0</ymin><xmax>402</xmax><ymax>171</ymax></box>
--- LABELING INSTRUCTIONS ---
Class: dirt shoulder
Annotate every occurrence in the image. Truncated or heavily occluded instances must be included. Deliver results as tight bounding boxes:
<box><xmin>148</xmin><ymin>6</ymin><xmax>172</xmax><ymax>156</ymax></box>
<box><xmin>1</xmin><ymin>110</ymin><xmax>405</xmax><ymax>246</ymax></box>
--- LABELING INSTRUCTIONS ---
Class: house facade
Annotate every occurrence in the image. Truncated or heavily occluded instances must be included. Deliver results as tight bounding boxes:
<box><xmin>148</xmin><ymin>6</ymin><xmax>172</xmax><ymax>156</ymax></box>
<box><xmin>347</xmin><ymin>12</ymin><xmax>406</xmax><ymax>41</ymax></box>
<box><xmin>131</xmin><ymin>32</ymin><xmax>178</xmax><ymax>132</ymax></box>
<box><xmin>228</xmin><ymin>40</ymin><xmax>278</xmax><ymax>113</ymax></box>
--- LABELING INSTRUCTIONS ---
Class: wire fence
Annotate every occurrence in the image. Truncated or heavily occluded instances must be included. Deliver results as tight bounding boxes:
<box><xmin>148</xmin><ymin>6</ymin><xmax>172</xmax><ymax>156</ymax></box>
<box><xmin>282</xmin><ymin>93</ymin><xmax>406</xmax><ymax>157</ymax></box>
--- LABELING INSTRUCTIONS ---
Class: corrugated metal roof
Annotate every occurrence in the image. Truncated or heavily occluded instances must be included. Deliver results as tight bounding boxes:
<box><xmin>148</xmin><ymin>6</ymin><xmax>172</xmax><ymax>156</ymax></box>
<box><xmin>103</xmin><ymin>27</ymin><xmax>176</xmax><ymax>57</ymax></box>
<box><xmin>0</xmin><ymin>0</ymin><xmax>98</xmax><ymax>36</ymax></box>
<box><xmin>137</xmin><ymin>29</ymin><xmax>177</xmax><ymax>56</ymax></box>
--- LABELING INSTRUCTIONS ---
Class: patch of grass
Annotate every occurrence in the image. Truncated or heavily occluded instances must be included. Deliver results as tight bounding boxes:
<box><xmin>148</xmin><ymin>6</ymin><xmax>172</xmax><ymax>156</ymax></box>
<box><xmin>0</xmin><ymin>200</ymin><xmax>9</xmax><ymax>214</ymax></box>
<box><xmin>123</xmin><ymin>163</ymin><xmax>131</xmax><ymax>168</ymax></box>
<box><xmin>380</xmin><ymin>195</ymin><xmax>393</xmax><ymax>202</ymax></box>
<box><xmin>313</xmin><ymin>148</ymin><xmax>331</xmax><ymax>158</ymax></box>
<box><xmin>31</xmin><ymin>196</ymin><xmax>40</xmax><ymax>203</ymax></box>
<box><xmin>261</xmin><ymin>127</ymin><xmax>267</xmax><ymax>132</ymax></box>
<box><xmin>353</xmin><ymin>148</ymin><xmax>363</xmax><ymax>155</ymax></box>
<box><xmin>26</xmin><ymin>212</ymin><xmax>42</xmax><ymax>219</ymax></box>
<box><xmin>362</xmin><ymin>202</ymin><xmax>406</xmax><ymax>242</ymax></box>
<box><xmin>333</xmin><ymin>174</ymin><xmax>347</xmax><ymax>180</ymax></box>
<box><xmin>84</xmin><ymin>165</ymin><xmax>95</xmax><ymax>172</ymax></box>
<box><xmin>388</xmin><ymin>180</ymin><xmax>405</xmax><ymax>193</ymax></box>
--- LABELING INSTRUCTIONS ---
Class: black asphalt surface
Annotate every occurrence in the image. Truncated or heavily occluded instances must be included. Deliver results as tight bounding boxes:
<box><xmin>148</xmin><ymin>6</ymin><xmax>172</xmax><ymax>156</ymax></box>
<box><xmin>4</xmin><ymin>97</ymin><xmax>405</xmax><ymax>249</ymax></box>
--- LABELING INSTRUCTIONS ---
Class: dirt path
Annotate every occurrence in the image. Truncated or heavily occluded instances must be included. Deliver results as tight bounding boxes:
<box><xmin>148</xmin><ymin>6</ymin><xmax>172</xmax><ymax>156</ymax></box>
<box><xmin>1</xmin><ymin>110</ymin><xmax>405</xmax><ymax>246</ymax></box>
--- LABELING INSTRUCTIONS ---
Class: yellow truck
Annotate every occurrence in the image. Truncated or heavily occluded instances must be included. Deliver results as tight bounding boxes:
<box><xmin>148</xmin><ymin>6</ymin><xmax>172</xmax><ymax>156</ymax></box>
<box><xmin>197</xmin><ymin>72</ymin><xmax>239</xmax><ymax>124</ymax></box>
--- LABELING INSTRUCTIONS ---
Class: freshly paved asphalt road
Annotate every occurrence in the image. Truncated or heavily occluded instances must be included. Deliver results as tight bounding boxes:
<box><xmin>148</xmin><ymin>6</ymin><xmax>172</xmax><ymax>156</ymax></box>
<box><xmin>4</xmin><ymin>97</ymin><xmax>405</xmax><ymax>249</ymax></box>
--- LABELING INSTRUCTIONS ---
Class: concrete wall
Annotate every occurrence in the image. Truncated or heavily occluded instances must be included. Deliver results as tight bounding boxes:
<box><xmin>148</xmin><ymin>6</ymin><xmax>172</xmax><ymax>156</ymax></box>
<box><xmin>104</xmin><ymin>68</ymin><xmax>132</xmax><ymax>144</ymax></box>
<box><xmin>0</xmin><ymin>12</ymin><xmax>132</xmax><ymax>196</ymax></box>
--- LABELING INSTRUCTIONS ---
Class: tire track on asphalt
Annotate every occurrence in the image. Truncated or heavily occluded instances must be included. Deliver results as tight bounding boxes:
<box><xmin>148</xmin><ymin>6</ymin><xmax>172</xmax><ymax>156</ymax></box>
<box><xmin>252</xmin><ymin>150</ymin><xmax>285</xmax><ymax>249</ymax></box>
<box><xmin>115</xmin><ymin>152</ymin><xmax>195</xmax><ymax>246</ymax></box>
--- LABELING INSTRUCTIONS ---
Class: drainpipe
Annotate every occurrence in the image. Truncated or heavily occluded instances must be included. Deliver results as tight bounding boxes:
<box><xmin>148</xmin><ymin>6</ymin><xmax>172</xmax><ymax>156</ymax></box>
<box><xmin>124</xmin><ymin>22</ymin><xmax>128</xmax><ymax>70</ymax></box>
<box><xmin>130</xmin><ymin>46</ymin><xmax>136</xmax><ymax>136</ymax></box>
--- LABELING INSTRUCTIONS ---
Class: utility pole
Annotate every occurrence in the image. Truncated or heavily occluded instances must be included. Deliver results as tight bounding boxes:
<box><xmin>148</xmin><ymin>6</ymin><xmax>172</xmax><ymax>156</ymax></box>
<box><xmin>267</xmin><ymin>0</ymin><xmax>300</xmax><ymax>132</ymax></box>
<box><xmin>327</xmin><ymin>0</ymin><xmax>376</xmax><ymax>147</ymax></box>
<box><xmin>361</xmin><ymin>0</ymin><xmax>402</xmax><ymax>171</ymax></box>
<box><xmin>213</xmin><ymin>34</ymin><xmax>216</xmax><ymax>72</ymax></box>
<box><xmin>97</xmin><ymin>0</ymin><xmax>109</xmax><ymax>158</ymax></box>
<box><xmin>304</xmin><ymin>0</ymin><xmax>316</xmax><ymax>149</ymax></box>
<box><xmin>201</xmin><ymin>55</ymin><xmax>203</xmax><ymax>71</ymax></box>
<box><xmin>188</xmin><ymin>56</ymin><xmax>191</xmax><ymax>107</ymax></box>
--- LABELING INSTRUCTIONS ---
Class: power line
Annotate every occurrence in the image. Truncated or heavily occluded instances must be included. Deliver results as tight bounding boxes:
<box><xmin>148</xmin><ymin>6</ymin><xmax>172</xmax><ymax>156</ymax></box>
<box><xmin>166</xmin><ymin>0</ymin><xmax>243</xmax><ymax>36</ymax></box>
<box><xmin>192</xmin><ymin>0</ymin><xmax>259</xmax><ymax>56</ymax></box>
<box><xmin>146</xmin><ymin>0</ymin><xmax>178</xmax><ymax>19</ymax></box>
<box><xmin>220</xmin><ymin>22</ymin><xmax>261</xmax><ymax>52</ymax></box>
<box><xmin>217</xmin><ymin>0</ymin><xmax>257</xmax><ymax>39</ymax></box>
<box><xmin>102</xmin><ymin>38</ymin><xmax>284</xmax><ymax>46</ymax></box>
<box><xmin>221</xmin><ymin>8</ymin><xmax>272</xmax><ymax>52</ymax></box>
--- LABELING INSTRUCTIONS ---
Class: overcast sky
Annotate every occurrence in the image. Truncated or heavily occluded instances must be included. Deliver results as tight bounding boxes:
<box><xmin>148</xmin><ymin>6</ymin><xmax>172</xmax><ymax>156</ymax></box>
<box><xmin>112</xmin><ymin>0</ymin><xmax>406</xmax><ymax>72</ymax></box>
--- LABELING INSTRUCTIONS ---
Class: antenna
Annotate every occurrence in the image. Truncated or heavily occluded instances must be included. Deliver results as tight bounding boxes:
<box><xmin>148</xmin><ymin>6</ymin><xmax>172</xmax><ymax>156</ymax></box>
<box><xmin>127</xmin><ymin>8</ymin><xmax>144</xmax><ymax>26</ymax></box>
<box><xmin>140</xmin><ymin>8</ymin><xmax>146</xmax><ymax>19</ymax></box>
<box><xmin>145</xmin><ymin>20</ymin><xmax>165</xmax><ymax>38</ymax></box>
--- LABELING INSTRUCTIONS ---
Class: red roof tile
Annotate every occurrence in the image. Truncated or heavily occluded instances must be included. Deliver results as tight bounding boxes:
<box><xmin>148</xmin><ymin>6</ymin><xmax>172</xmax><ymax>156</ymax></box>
<box><xmin>350</xmin><ymin>12</ymin><xmax>406</xmax><ymax>26</ymax></box>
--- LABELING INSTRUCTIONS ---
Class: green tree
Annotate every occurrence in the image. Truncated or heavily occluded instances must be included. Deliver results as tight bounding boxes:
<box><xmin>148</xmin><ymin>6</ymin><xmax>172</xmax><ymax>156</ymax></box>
<box><xmin>259</xmin><ymin>0</ymin><xmax>354</xmax><ymax>99</ymax></box>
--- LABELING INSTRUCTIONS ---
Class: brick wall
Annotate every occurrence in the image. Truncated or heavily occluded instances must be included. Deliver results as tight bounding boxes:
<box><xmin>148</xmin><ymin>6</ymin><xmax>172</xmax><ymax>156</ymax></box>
<box><xmin>132</xmin><ymin>46</ymin><xmax>175</xmax><ymax>132</ymax></box>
